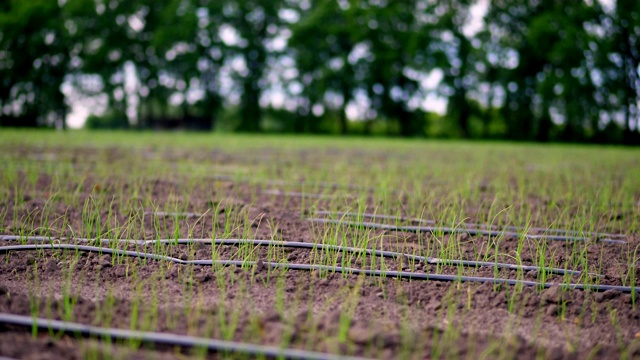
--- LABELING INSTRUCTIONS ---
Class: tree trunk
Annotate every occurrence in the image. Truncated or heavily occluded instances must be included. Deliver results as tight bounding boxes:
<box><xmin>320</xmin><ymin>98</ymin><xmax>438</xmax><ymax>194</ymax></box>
<box><xmin>338</xmin><ymin>107</ymin><xmax>348</xmax><ymax>135</ymax></box>
<box><xmin>536</xmin><ymin>113</ymin><xmax>551</xmax><ymax>142</ymax></box>
<box><xmin>452</xmin><ymin>92</ymin><xmax>470</xmax><ymax>138</ymax></box>
<box><xmin>396</xmin><ymin>104</ymin><xmax>415</xmax><ymax>137</ymax></box>
<box><xmin>458</xmin><ymin>106</ymin><xmax>470</xmax><ymax>138</ymax></box>
<box><xmin>338</xmin><ymin>83</ymin><xmax>349</xmax><ymax>134</ymax></box>
<box><xmin>239</xmin><ymin>80</ymin><xmax>262</xmax><ymax>132</ymax></box>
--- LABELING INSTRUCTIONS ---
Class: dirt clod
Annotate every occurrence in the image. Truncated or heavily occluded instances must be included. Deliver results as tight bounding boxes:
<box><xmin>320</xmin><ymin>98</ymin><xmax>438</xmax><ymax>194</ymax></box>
<box><xmin>595</xmin><ymin>289</ymin><xmax>622</xmax><ymax>303</ymax></box>
<box><xmin>98</xmin><ymin>259</ymin><xmax>112</xmax><ymax>268</ymax></box>
<box><xmin>542</xmin><ymin>285</ymin><xmax>562</xmax><ymax>304</ymax></box>
<box><xmin>115</xmin><ymin>267</ymin><xmax>127</xmax><ymax>278</ymax></box>
<box><xmin>263</xmin><ymin>310</ymin><xmax>281</xmax><ymax>323</ymax></box>
<box><xmin>348</xmin><ymin>326</ymin><xmax>373</xmax><ymax>344</ymax></box>
<box><xmin>194</xmin><ymin>273</ymin><xmax>210</xmax><ymax>283</ymax></box>
<box><xmin>25</xmin><ymin>255</ymin><xmax>36</xmax><ymax>266</ymax></box>
<box><xmin>43</xmin><ymin>260</ymin><xmax>57</xmax><ymax>271</ymax></box>
<box><xmin>546</xmin><ymin>304</ymin><xmax>559</xmax><ymax>317</ymax></box>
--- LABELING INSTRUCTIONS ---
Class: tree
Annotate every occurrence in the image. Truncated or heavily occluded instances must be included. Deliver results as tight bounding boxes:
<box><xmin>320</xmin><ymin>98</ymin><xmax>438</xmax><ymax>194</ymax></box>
<box><xmin>64</xmin><ymin>0</ymin><xmax>145</xmax><ymax>126</ymax></box>
<box><xmin>290</xmin><ymin>0</ymin><xmax>361</xmax><ymax>134</ymax></box>
<box><xmin>432</xmin><ymin>0</ymin><xmax>482</xmax><ymax>138</ymax></box>
<box><xmin>151</xmin><ymin>0</ymin><xmax>224</xmax><ymax>129</ymax></box>
<box><xmin>292</xmin><ymin>0</ymin><xmax>434</xmax><ymax>137</ymax></box>
<box><xmin>65</xmin><ymin>0</ymin><xmax>225</xmax><ymax>130</ymax></box>
<box><xmin>213</xmin><ymin>0</ymin><xmax>288</xmax><ymax>132</ymax></box>
<box><xmin>0</xmin><ymin>0</ymin><xmax>71</xmax><ymax>128</ymax></box>
<box><xmin>595</xmin><ymin>0</ymin><xmax>640</xmax><ymax>144</ymax></box>
<box><xmin>486</xmin><ymin>0</ymin><xmax>606</xmax><ymax>142</ymax></box>
<box><xmin>359</xmin><ymin>0</ymin><xmax>433</xmax><ymax>137</ymax></box>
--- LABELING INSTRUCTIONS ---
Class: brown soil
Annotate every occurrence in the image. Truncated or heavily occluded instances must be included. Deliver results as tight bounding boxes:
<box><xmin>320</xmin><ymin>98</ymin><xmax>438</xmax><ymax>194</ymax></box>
<box><xmin>1</xmin><ymin>145</ymin><xmax>640</xmax><ymax>359</ymax></box>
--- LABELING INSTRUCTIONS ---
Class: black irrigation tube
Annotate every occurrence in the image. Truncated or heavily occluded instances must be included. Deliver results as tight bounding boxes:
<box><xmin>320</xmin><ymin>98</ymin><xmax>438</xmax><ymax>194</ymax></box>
<box><xmin>1</xmin><ymin>244</ymin><xmax>192</xmax><ymax>263</ymax></box>
<box><xmin>1</xmin><ymin>243</ymin><xmax>637</xmax><ymax>293</ymax></box>
<box><xmin>208</xmin><ymin>174</ymin><xmax>382</xmax><ymax>193</ymax></box>
<box><xmin>262</xmin><ymin>189</ymin><xmax>352</xmax><ymax>199</ymax></box>
<box><xmin>0</xmin><ymin>313</ymin><xmax>368</xmax><ymax>360</ymax></box>
<box><xmin>143</xmin><ymin>211</ymin><xmax>203</xmax><ymax>219</ymax></box>
<box><xmin>0</xmin><ymin>235</ymin><xmax>54</xmax><ymax>242</ymax></box>
<box><xmin>0</xmin><ymin>236</ymin><xmax>582</xmax><ymax>276</ymax></box>
<box><xmin>308</xmin><ymin>218</ymin><xmax>627</xmax><ymax>245</ymax></box>
<box><xmin>315</xmin><ymin>211</ymin><xmax>626</xmax><ymax>239</ymax></box>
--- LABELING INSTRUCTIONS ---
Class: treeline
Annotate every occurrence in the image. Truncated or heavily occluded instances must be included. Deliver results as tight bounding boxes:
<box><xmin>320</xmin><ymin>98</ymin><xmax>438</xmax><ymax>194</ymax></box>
<box><xmin>0</xmin><ymin>0</ymin><xmax>638</xmax><ymax>143</ymax></box>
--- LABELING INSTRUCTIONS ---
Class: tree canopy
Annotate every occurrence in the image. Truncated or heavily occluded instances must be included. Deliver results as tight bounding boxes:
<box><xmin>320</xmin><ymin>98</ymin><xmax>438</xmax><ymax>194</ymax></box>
<box><xmin>0</xmin><ymin>0</ymin><xmax>638</xmax><ymax>144</ymax></box>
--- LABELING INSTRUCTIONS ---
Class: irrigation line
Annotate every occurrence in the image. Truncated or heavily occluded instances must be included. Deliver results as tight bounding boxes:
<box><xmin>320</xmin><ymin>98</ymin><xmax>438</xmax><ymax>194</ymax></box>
<box><xmin>0</xmin><ymin>235</ymin><xmax>54</xmax><ymax>242</ymax></box>
<box><xmin>262</xmin><ymin>189</ymin><xmax>353</xmax><ymax>199</ymax></box>
<box><xmin>315</xmin><ymin>211</ymin><xmax>626</xmax><ymax>239</ymax></box>
<box><xmin>1</xmin><ymin>244</ymin><xmax>637</xmax><ymax>293</ymax></box>
<box><xmin>94</xmin><ymin>238</ymin><xmax>586</xmax><ymax>276</ymax></box>
<box><xmin>0</xmin><ymin>244</ymin><xmax>189</xmax><ymax>263</ymax></box>
<box><xmin>308</xmin><ymin>218</ymin><xmax>627</xmax><ymax>245</ymax></box>
<box><xmin>143</xmin><ymin>211</ymin><xmax>203</xmax><ymax>219</ymax></box>
<box><xmin>208</xmin><ymin>174</ymin><xmax>382</xmax><ymax>193</ymax></box>
<box><xmin>0</xmin><ymin>236</ymin><xmax>582</xmax><ymax>276</ymax></box>
<box><xmin>0</xmin><ymin>313</ymin><xmax>369</xmax><ymax>360</ymax></box>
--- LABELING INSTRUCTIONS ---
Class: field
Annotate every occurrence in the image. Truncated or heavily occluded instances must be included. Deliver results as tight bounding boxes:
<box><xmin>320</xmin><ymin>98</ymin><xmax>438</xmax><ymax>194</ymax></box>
<box><xmin>0</xmin><ymin>130</ymin><xmax>639</xmax><ymax>359</ymax></box>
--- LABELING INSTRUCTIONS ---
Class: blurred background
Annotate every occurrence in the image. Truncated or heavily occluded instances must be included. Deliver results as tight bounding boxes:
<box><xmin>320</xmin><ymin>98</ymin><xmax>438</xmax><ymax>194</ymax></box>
<box><xmin>0</xmin><ymin>0</ymin><xmax>638</xmax><ymax>144</ymax></box>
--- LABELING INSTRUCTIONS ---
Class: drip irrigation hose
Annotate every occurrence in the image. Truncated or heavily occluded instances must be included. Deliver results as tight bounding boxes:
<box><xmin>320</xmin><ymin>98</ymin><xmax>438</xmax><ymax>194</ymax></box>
<box><xmin>308</xmin><ymin>218</ymin><xmax>627</xmax><ymax>245</ymax></box>
<box><xmin>315</xmin><ymin>211</ymin><xmax>625</xmax><ymax>239</ymax></box>
<box><xmin>1</xmin><ymin>243</ymin><xmax>637</xmax><ymax>293</ymax></box>
<box><xmin>208</xmin><ymin>174</ymin><xmax>381</xmax><ymax>193</ymax></box>
<box><xmin>0</xmin><ymin>235</ymin><xmax>53</xmax><ymax>242</ymax></box>
<box><xmin>0</xmin><ymin>236</ymin><xmax>582</xmax><ymax>276</ymax></box>
<box><xmin>0</xmin><ymin>313</ymin><xmax>368</xmax><ymax>360</ymax></box>
<box><xmin>143</xmin><ymin>211</ymin><xmax>202</xmax><ymax>219</ymax></box>
<box><xmin>262</xmin><ymin>189</ymin><xmax>350</xmax><ymax>199</ymax></box>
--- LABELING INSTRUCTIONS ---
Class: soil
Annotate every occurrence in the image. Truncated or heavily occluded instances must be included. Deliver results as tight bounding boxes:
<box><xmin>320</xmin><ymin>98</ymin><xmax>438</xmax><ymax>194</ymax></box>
<box><xmin>1</xmin><ymin>145</ymin><xmax>639</xmax><ymax>359</ymax></box>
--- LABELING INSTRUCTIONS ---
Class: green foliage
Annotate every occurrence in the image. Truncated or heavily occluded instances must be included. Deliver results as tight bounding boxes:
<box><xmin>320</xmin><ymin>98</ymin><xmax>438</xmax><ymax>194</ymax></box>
<box><xmin>289</xmin><ymin>0</ymin><xmax>360</xmax><ymax>135</ymax></box>
<box><xmin>0</xmin><ymin>0</ymin><xmax>638</xmax><ymax>143</ymax></box>
<box><xmin>0</xmin><ymin>0</ymin><xmax>70</xmax><ymax>128</ymax></box>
